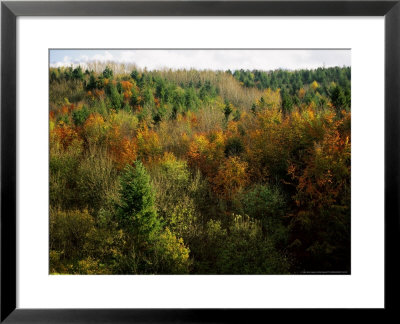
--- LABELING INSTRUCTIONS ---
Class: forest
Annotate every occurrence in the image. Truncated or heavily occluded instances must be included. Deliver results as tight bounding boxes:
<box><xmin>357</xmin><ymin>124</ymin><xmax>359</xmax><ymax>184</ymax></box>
<box><xmin>49</xmin><ymin>63</ymin><xmax>351</xmax><ymax>274</ymax></box>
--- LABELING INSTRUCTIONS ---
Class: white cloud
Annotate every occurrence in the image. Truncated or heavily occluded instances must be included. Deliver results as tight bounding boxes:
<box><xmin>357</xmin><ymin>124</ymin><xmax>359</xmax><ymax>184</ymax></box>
<box><xmin>50</xmin><ymin>49</ymin><xmax>350</xmax><ymax>71</ymax></box>
<box><xmin>92</xmin><ymin>51</ymin><xmax>114</xmax><ymax>62</ymax></box>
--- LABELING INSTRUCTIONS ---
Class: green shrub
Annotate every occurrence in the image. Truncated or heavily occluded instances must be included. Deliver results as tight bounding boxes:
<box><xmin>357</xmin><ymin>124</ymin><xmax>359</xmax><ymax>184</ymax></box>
<box><xmin>72</xmin><ymin>105</ymin><xmax>90</xmax><ymax>126</ymax></box>
<box><xmin>239</xmin><ymin>184</ymin><xmax>288</xmax><ymax>246</ymax></box>
<box><xmin>50</xmin><ymin>209</ymin><xmax>95</xmax><ymax>261</ymax></box>
<box><xmin>192</xmin><ymin>216</ymin><xmax>290</xmax><ymax>274</ymax></box>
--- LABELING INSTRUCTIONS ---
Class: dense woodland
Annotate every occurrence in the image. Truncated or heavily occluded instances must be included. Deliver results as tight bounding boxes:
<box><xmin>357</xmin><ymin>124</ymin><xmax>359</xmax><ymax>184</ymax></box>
<box><xmin>49</xmin><ymin>64</ymin><xmax>351</xmax><ymax>274</ymax></box>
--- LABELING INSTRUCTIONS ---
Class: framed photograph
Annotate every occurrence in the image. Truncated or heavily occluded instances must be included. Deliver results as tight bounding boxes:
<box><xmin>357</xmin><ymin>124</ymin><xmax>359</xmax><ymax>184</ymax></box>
<box><xmin>1</xmin><ymin>0</ymin><xmax>398</xmax><ymax>321</ymax></box>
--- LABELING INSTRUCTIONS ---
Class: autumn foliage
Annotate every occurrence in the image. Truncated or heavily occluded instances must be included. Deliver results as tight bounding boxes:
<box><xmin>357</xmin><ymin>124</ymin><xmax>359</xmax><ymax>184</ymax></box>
<box><xmin>49</xmin><ymin>64</ymin><xmax>351</xmax><ymax>274</ymax></box>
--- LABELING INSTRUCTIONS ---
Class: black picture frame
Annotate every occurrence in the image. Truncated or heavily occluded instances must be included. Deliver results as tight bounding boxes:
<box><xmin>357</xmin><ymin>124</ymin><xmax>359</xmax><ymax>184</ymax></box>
<box><xmin>1</xmin><ymin>0</ymin><xmax>399</xmax><ymax>322</ymax></box>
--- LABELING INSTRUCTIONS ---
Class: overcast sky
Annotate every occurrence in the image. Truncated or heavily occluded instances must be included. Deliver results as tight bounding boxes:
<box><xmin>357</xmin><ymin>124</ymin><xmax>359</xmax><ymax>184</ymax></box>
<box><xmin>50</xmin><ymin>49</ymin><xmax>350</xmax><ymax>71</ymax></box>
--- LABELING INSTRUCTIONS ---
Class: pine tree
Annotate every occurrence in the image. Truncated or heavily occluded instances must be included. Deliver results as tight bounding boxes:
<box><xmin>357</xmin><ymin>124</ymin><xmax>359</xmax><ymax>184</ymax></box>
<box><xmin>116</xmin><ymin>161</ymin><xmax>161</xmax><ymax>243</ymax></box>
<box><xmin>281</xmin><ymin>89</ymin><xmax>293</xmax><ymax>114</ymax></box>
<box><xmin>107</xmin><ymin>83</ymin><xmax>123</xmax><ymax>110</ymax></box>
<box><xmin>330</xmin><ymin>85</ymin><xmax>347</xmax><ymax>111</ymax></box>
<box><xmin>103</xmin><ymin>66</ymin><xmax>113</xmax><ymax>79</ymax></box>
<box><xmin>72</xmin><ymin>66</ymin><xmax>84</xmax><ymax>81</ymax></box>
<box><xmin>224</xmin><ymin>101</ymin><xmax>233</xmax><ymax>121</ymax></box>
